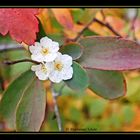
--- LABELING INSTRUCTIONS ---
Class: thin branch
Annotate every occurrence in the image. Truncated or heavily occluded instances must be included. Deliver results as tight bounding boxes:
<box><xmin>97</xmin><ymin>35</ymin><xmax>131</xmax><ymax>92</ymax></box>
<box><xmin>99</xmin><ymin>9</ymin><xmax>122</xmax><ymax>37</ymax></box>
<box><xmin>3</xmin><ymin>59</ymin><xmax>40</xmax><ymax>65</ymax></box>
<box><xmin>72</xmin><ymin>14</ymin><xmax>123</xmax><ymax>42</ymax></box>
<box><xmin>72</xmin><ymin>19</ymin><xmax>95</xmax><ymax>42</ymax></box>
<box><xmin>0</xmin><ymin>44</ymin><xmax>24</xmax><ymax>52</ymax></box>
<box><xmin>93</xmin><ymin>18</ymin><xmax>122</xmax><ymax>37</ymax></box>
<box><xmin>51</xmin><ymin>84</ymin><xmax>63</xmax><ymax>131</ymax></box>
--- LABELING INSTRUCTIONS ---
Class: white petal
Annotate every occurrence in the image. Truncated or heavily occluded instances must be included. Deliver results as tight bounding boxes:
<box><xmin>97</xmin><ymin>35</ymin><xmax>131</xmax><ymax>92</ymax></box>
<box><xmin>54</xmin><ymin>52</ymin><xmax>62</xmax><ymax>62</ymax></box>
<box><xmin>49</xmin><ymin>71</ymin><xmax>63</xmax><ymax>83</ymax></box>
<box><xmin>61</xmin><ymin>54</ymin><xmax>73</xmax><ymax>67</ymax></box>
<box><xmin>54</xmin><ymin>53</ymin><xmax>72</xmax><ymax>67</ymax></box>
<box><xmin>29</xmin><ymin>42</ymin><xmax>41</xmax><ymax>54</ymax></box>
<box><xmin>40</xmin><ymin>36</ymin><xmax>52</xmax><ymax>48</ymax></box>
<box><xmin>44</xmin><ymin>62</ymin><xmax>53</xmax><ymax>72</ymax></box>
<box><xmin>31</xmin><ymin>54</ymin><xmax>44</xmax><ymax>62</ymax></box>
<box><xmin>62</xmin><ymin>67</ymin><xmax>73</xmax><ymax>80</ymax></box>
<box><xmin>43</xmin><ymin>53</ymin><xmax>57</xmax><ymax>62</ymax></box>
<box><xmin>49</xmin><ymin>41</ymin><xmax>59</xmax><ymax>52</ymax></box>
<box><xmin>35</xmin><ymin>70</ymin><xmax>49</xmax><ymax>81</ymax></box>
<box><xmin>57</xmin><ymin>52</ymin><xmax>62</xmax><ymax>57</ymax></box>
<box><xmin>31</xmin><ymin>64</ymin><xmax>41</xmax><ymax>71</ymax></box>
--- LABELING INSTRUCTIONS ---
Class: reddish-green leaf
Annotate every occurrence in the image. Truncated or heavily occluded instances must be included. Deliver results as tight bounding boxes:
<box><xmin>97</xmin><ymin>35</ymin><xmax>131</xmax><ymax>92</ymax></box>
<box><xmin>87</xmin><ymin>69</ymin><xmax>126</xmax><ymax>100</ymax></box>
<box><xmin>0</xmin><ymin>8</ymin><xmax>39</xmax><ymax>45</ymax></box>
<box><xmin>0</xmin><ymin>70</ymin><xmax>35</xmax><ymax>129</ymax></box>
<box><xmin>16</xmin><ymin>78</ymin><xmax>46</xmax><ymax>131</ymax></box>
<box><xmin>79</xmin><ymin>36</ymin><xmax>140</xmax><ymax>70</ymax></box>
<box><xmin>0</xmin><ymin>70</ymin><xmax>46</xmax><ymax>131</ymax></box>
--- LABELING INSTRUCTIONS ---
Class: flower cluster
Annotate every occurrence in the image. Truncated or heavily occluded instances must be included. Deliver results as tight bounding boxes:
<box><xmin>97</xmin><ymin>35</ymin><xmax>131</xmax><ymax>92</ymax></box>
<box><xmin>29</xmin><ymin>36</ymin><xmax>73</xmax><ymax>83</ymax></box>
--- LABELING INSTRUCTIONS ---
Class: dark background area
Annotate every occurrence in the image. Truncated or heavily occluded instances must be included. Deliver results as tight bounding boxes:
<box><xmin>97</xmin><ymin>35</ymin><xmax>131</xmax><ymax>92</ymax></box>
<box><xmin>0</xmin><ymin>0</ymin><xmax>140</xmax><ymax>7</ymax></box>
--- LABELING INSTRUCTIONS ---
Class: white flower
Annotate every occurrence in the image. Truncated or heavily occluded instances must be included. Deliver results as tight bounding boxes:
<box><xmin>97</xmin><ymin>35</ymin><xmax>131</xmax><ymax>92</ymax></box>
<box><xmin>29</xmin><ymin>36</ymin><xmax>73</xmax><ymax>83</ymax></box>
<box><xmin>49</xmin><ymin>52</ymin><xmax>73</xmax><ymax>83</ymax></box>
<box><xmin>29</xmin><ymin>36</ymin><xmax>59</xmax><ymax>62</ymax></box>
<box><xmin>31</xmin><ymin>63</ymin><xmax>52</xmax><ymax>81</ymax></box>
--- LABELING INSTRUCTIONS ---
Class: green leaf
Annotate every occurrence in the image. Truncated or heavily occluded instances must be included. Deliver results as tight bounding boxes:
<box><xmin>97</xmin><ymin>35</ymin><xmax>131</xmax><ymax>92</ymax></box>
<box><xmin>0</xmin><ymin>70</ymin><xmax>34</xmax><ymax>129</ymax></box>
<box><xmin>0</xmin><ymin>34</ymin><xmax>13</xmax><ymax>43</ymax></box>
<box><xmin>79</xmin><ymin>9</ymin><xmax>99</xmax><ymax>24</ymax></box>
<box><xmin>71</xmin><ymin>9</ymin><xmax>84</xmax><ymax>23</ymax></box>
<box><xmin>47</xmin><ymin>33</ymin><xmax>64</xmax><ymax>46</ymax></box>
<box><xmin>87</xmin><ymin>69</ymin><xmax>126</xmax><ymax>99</ymax></box>
<box><xmin>79</xmin><ymin>36</ymin><xmax>140</xmax><ymax>70</ymax></box>
<box><xmin>60</xmin><ymin>42</ymin><xmax>83</xmax><ymax>60</ymax></box>
<box><xmin>82</xmin><ymin>28</ymin><xmax>99</xmax><ymax>36</ymax></box>
<box><xmin>0</xmin><ymin>49</ymin><xmax>31</xmax><ymax>81</ymax></box>
<box><xmin>8</xmin><ymin>50</ymin><xmax>32</xmax><ymax>79</ymax></box>
<box><xmin>16</xmin><ymin>78</ymin><xmax>46</xmax><ymax>131</ymax></box>
<box><xmin>65</xmin><ymin>62</ymin><xmax>89</xmax><ymax>91</ymax></box>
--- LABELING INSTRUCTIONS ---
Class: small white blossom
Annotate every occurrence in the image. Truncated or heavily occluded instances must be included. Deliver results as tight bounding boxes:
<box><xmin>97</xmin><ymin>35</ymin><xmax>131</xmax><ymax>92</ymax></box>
<box><xmin>29</xmin><ymin>36</ymin><xmax>59</xmax><ymax>62</ymax></box>
<box><xmin>49</xmin><ymin>52</ymin><xmax>73</xmax><ymax>83</ymax></box>
<box><xmin>31</xmin><ymin>63</ymin><xmax>52</xmax><ymax>81</ymax></box>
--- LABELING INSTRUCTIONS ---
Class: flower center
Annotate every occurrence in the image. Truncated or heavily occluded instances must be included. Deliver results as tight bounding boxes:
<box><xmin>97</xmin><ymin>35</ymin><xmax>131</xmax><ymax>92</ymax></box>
<box><xmin>54</xmin><ymin>62</ymin><xmax>63</xmax><ymax>71</ymax></box>
<box><xmin>41</xmin><ymin>48</ymin><xmax>49</xmax><ymax>55</ymax></box>
<box><xmin>41</xmin><ymin>64</ymin><xmax>47</xmax><ymax>73</ymax></box>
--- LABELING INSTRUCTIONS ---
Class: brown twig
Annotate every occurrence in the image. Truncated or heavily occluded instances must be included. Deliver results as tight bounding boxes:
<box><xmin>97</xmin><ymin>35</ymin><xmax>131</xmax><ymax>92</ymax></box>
<box><xmin>72</xmin><ymin>14</ymin><xmax>122</xmax><ymax>42</ymax></box>
<box><xmin>93</xmin><ymin>18</ymin><xmax>122</xmax><ymax>37</ymax></box>
<box><xmin>99</xmin><ymin>9</ymin><xmax>122</xmax><ymax>37</ymax></box>
<box><xmin>3</xmin><ymin>59</ymin><xmax>40</xmax><ymax>65</ymax></box>
<box><xmin>72</xmin><ymin>19</ymin><xmax>95</xmax><ymax>42</ymax></box>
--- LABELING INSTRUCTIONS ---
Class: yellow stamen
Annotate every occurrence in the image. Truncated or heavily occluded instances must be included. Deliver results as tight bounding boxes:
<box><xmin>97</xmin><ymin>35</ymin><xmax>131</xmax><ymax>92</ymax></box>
<box><xmin>54</xmin><ymin>62</ymin><xmax>63</xmax><ymax>71</ymax></box>
<box><xmin>41</xmin><ymin>48</ymin><xmax>49</xmax><ymax>55</ymax></box>
<box><xmin>41</xmin><ymin>64</ymin><xmax>47</xmax><ymax>73</ymax></box>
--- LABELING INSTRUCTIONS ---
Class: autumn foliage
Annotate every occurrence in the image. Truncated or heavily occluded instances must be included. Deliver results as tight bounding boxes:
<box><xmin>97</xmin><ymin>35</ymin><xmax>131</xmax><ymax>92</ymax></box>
<box><xmin>0</xmin><ymin>8</ymin><xmax>39</xmax><ymax>45</ymax></box>
<box><xmin>0</xmin><ymin>8</ymin><xmax>140</xmax><ymax>132</ymax></box>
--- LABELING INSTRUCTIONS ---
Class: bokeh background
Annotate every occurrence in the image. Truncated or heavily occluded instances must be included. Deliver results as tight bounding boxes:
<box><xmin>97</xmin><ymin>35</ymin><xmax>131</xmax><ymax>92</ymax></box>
<box><xmin>1</xmin><ymin>8</ymin><xmax>140</xmax><ymax>132</ymax></box>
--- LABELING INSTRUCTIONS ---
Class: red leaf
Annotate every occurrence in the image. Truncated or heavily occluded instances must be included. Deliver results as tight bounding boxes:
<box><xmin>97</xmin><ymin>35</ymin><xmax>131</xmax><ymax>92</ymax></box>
<box><xmin>87</xmin><ymin>69</ymin><xmax>127</xmax><ymax>100</ymax></box>
<box><xmin>0</xmin><ymin>8</ymin><xmax>39</xmax><ymax>45</ymax></box>
<box><xmin>79</xmin><ymin>36</ymin><xmax>140</xmax><ymax>70</ymax></box>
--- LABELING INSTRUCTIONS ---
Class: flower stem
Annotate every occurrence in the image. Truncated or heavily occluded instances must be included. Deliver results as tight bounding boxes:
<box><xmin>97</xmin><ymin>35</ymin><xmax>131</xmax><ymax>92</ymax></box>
<box><xmin>3</xmin><ymin>59</ymin><xmax>40</xmax><ymax>65</ymax></box>
<box><xmin>51</xmin><ymin>84</ymin><xmax>63</xmax><ymax>131</ymax></box>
